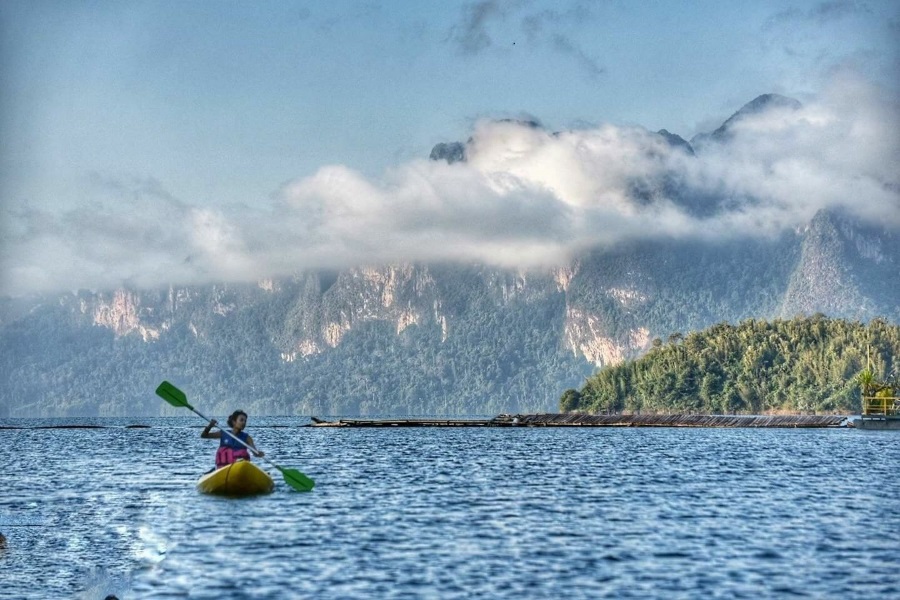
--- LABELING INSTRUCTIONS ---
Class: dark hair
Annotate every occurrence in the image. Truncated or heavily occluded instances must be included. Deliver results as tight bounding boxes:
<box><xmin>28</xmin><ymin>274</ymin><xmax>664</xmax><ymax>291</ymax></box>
<box><xmin>227</xmin><ymin>410</ymin><xmax>248</xmax><ymax>427</ymax></box>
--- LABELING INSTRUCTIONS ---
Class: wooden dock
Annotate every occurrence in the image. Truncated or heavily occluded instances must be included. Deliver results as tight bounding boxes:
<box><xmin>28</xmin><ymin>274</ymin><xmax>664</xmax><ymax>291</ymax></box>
<box><xmin>309</xmin><ymin>413</ymin><xmax>849</xmax><ymax>428</ymax></box>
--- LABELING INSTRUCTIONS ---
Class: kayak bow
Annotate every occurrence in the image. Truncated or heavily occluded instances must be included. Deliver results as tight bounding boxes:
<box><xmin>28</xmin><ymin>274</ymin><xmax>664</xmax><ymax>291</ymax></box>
<box><xmin>197</xmin><ymin>460</ymin><xmax>275</xmax><ymax>496</ymax></box>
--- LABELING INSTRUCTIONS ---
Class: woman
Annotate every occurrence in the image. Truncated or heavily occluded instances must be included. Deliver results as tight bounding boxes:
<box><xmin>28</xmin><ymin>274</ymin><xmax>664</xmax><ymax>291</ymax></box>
<box><xmin>201</xmin><ymin>409</ymin><xmax>265</xmax><ymax>468</ymax></box>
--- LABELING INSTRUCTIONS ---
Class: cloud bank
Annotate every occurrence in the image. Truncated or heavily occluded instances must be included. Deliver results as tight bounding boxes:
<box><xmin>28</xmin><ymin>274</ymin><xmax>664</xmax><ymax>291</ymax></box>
<box><xmin>2</xmin><ymin>75</ymin><xmax>898</xmax><ymax>296</ymax></box>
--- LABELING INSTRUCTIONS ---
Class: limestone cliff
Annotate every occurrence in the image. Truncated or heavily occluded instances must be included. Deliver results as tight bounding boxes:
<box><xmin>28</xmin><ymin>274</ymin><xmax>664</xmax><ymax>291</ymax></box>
<box><xmin>781</xmin><ymin>210</ymin><xmax>898</xmax><ymax>319</ymax></box>
<box><xmin>90</xmin><ymin>289</ymin><xmax>163</xmax><ymax>342</ymax></box>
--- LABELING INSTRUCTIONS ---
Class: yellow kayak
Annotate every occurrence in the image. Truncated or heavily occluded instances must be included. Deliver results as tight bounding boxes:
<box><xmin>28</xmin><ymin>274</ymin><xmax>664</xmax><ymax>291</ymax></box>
<box><xmin>197</xmin><ymin>460</ymin><xmax>275</xmax><ymax>496</ymax></box>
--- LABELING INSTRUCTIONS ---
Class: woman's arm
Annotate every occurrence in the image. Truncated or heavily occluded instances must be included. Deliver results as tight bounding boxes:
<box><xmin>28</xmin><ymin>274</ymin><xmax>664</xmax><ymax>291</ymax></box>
<box><xmin>201</xmin><ymin>419</ymin><xmax>221</xmax><ymax>439</ymax></box>
<box><xmin>246</xmin><ymin>434</ymin><xmax>265</xmax><ymax>457</ymax></box>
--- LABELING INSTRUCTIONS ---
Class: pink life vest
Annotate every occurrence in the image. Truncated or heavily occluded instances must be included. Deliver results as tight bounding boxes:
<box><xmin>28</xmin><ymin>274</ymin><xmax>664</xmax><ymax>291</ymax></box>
<box><xmin>215</xmin><ymin>446</ymin><xmax>251</xmax><ymax>468</ymax></box>
<box><xmin>215</xmin><ymin>430</ymin><xmax>251</xmax><ymax>467</ymax></box>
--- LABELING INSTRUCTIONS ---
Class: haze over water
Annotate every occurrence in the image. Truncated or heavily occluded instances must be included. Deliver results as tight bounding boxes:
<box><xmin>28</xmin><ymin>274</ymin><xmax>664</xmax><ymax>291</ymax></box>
<box><xmin>2</xmin><ymin>418</ymin><xmax>898</xmax><ymax>599</ymax></box>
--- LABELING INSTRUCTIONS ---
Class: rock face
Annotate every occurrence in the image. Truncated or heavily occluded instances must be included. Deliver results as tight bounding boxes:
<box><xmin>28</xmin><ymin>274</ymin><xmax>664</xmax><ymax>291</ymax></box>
<box><xmin>656</xmin><ymin>129</ymin><xmax>695</xmax><ymax>155</ymax></box>
<box><xmin>781</xmin><ymin>210</ymin><xmax>899</xmax><ymax>318</ymax></box>
<box><xmin>429</xmin><ymin>142</ymin><xmax>466</xmax><ymax>164</ymax></box>
<box><xmin>564</xmin><ymin>306</ymin><xmax>650</xmax><ymax>367</ymax></box>
<box><xmin>91</xmin><ymin>290</ymin><xmax>146</xmax><ymax>338</ymax></box>
<box><xmin>282</xmin><ymin>264</ymin><xmax>445</xmax><ymax>357</ymax></box>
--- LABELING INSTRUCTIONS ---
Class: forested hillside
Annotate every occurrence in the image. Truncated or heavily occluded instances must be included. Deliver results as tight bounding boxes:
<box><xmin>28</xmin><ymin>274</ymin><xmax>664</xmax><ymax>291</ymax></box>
<box><xmin>0</xmin><ymin>266</ymin><xmax>594</xmax><ymax>417</ymax></box>
<box><xmin>561</xmin><ymin>316</ymin><xmax>900</xmax><ymax>415</ymax></box>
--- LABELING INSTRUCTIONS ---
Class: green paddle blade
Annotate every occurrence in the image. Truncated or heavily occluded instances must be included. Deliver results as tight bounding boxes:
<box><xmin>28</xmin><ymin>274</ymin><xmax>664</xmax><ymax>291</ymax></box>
<box><xmin>279</xmin><ymin>467</ymin><xmax>315</xmax><ymax>492</ymax></box>
<box><xmin>155</xmin><ymin>381</ymin><xmax>193</xmax><ymax>409</ymax></box>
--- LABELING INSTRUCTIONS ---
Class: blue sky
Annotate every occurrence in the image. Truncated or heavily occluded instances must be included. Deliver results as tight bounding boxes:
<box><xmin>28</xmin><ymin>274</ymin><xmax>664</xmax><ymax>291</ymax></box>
<box><xmin>1</xmin><ymin>1</ymin><xmax>898</xmax><ymax>295</ymax></box>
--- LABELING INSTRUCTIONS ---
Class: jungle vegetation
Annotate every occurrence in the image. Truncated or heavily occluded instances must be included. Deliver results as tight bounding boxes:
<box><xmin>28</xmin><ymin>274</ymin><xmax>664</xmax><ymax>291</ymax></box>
<box><xmin>560</xmin><ymin>316</ymin><xmax>900</xmax><ymax>415</ymax></box>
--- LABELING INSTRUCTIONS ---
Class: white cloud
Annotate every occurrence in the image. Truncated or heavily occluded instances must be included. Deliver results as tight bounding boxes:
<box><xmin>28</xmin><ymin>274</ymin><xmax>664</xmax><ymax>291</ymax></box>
<box><xmin>683</xmin><ymin>74</ymin><xmax>899</xmax><ymax>232</ymax></box>
<box><xmin>2</xmin><ymin>74</ymin><xmax>897</xmax><ymax>296</ymax></box>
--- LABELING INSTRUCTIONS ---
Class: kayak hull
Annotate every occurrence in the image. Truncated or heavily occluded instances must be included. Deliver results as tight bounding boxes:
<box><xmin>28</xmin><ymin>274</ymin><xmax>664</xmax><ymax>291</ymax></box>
<box><xmin>197</xmin><ymin>460</ymin><xmax>275</xmax><ymax>496</ymax></box>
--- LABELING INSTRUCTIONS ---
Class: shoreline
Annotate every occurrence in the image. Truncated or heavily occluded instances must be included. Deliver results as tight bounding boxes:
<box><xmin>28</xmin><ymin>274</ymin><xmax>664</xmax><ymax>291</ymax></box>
<box><xmin>0</xmin><ymin>413</ymin><xmax>853</xmax><ymax>429</ymax></box>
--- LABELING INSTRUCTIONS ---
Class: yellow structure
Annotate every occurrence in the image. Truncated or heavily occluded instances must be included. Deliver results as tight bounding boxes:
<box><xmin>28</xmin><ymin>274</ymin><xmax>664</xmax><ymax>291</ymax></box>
<box><xmin>862</xmin><ymin>395</ymin><xmax>900</xmax><ymax>416</ymax></box>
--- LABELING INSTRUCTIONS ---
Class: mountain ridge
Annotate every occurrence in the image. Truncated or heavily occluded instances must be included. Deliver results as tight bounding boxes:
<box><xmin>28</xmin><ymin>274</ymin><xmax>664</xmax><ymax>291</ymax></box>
<box><xmin>690</xmin><ymin>93</ymin><xmax>803</xmax><ymax>149</ymax></box>
<box><xmin>2</xmin><ymin>94</ymin><xmax>897</xmax><ymax>417</ymax></box>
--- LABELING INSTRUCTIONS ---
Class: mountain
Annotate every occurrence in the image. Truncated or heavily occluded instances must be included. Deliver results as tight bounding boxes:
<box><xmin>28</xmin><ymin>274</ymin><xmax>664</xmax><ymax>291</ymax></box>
<box><xmin>656</xmin><ymin>129</ymin><xmax>694</xmax><ymax>155</ymax></box>
<box><xmin>2</xmin><ymin>208</ymin><xmax>895</xmax><ymax>418</ymax></box>
<box><xmin>0</xmin><ymin>266</ymin><xmax>597</xmax><ymax>417</ymax></box>
<box><xmin>690</xmin><ymin>93</ymin><xmax>802</xmax><ymax>149</ymax></box>
<box><xmin>2</xmin><ymin>95</ymin><xmax>898</xmax><ymax>418</ymax></box>
<box><xmin>782</xmin><ymin>210</ymin><xmax>900</xmax><ymax>317</ymax></box>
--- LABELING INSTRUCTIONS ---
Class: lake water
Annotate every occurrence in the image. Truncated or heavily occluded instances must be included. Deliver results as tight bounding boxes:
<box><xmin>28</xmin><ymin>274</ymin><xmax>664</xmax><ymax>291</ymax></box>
<box><xmin>2</xmin><ymin>417</ymin><xmax>898</xmax><ymax>599</ymax></box>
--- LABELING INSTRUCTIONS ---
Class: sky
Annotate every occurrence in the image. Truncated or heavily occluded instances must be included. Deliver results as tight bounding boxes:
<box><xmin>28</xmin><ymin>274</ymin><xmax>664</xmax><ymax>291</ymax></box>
<box><xmin>1</xmin><ymin>0</ymin><xmax>898</xmax><ymax>296</ymax></box>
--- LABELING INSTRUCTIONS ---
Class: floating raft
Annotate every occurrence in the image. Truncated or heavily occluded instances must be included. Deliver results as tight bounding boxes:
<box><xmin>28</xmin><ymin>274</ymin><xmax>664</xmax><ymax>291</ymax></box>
<box><xmin>309</xmin><ymin>413</ymin><xmax>849</xmax><ymax>428</ymax></box>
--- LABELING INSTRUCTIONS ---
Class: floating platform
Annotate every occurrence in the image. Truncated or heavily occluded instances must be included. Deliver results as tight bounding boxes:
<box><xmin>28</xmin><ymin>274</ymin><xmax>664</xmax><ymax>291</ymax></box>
<box><xmin>852</xmin><ymin>395</ymin><xmax>900</xmax><ymax>429</ymax></box>
<box><xmin>850</xmin><ymin>416</ymin><xmax>900</xmax><ymax>430</ymax></box>
<box><xmin>309</xmin><ymin>413</ymin><xmax>849</xmax><ymax>428</ymax></box>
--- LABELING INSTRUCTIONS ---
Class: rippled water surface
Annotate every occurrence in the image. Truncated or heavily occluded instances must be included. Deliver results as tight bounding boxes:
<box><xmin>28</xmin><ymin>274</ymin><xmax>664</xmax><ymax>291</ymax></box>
<box><xmin>3</xmin><ymin>417</ymin><xmax>899</xmax><ymax>599</ymax></box>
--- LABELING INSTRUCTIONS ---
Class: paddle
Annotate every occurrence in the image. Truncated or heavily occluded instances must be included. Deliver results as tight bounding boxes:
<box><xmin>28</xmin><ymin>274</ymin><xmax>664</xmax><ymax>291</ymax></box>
<box><xmin>155</xmin><ymin>380</ymin><xmax>315</xmax><ymax>492</ymax></box>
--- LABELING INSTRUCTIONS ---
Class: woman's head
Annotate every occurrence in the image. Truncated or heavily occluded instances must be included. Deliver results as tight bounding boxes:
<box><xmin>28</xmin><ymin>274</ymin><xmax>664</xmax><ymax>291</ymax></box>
<box><xmin>227</xmin><ymin>410</ymin><xmax>248</xmax><ymax>429</ymax></box>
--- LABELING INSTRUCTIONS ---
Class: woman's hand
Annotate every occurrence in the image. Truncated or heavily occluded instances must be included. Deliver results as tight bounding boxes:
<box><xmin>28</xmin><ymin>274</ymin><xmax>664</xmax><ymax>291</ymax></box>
<box><xmin>201</xmin><ymin>419</ymin><xmax>218</xmax><ymax>438</ymax></box>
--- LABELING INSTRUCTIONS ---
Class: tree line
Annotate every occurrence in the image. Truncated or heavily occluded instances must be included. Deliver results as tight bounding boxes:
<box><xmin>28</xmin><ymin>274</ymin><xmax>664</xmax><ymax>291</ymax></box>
<box><xmin>560</xmin><ymin>315</ymin><xmax>900</xmax><ymax>415</ymax></box>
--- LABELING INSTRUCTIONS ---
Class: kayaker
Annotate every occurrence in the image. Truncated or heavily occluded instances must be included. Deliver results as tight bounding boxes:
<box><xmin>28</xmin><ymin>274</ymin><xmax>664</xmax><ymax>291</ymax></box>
<box><xmin>201</xmin><ymin>409</ymin><xmax>265</xmax><ymax>468</ymax></box>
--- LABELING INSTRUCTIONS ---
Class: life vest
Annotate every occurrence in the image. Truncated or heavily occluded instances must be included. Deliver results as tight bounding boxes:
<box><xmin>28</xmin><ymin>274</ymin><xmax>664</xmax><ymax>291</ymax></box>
<box><xmin>215</xmin><ymin>430</ymin><xmax>251</xmax><ymax>467</ymax></box>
